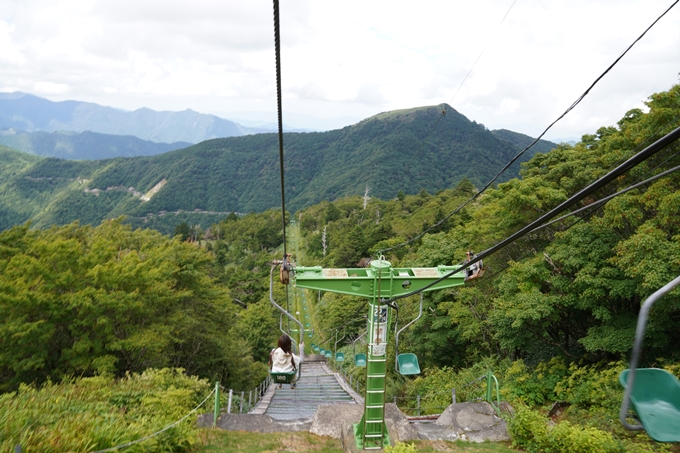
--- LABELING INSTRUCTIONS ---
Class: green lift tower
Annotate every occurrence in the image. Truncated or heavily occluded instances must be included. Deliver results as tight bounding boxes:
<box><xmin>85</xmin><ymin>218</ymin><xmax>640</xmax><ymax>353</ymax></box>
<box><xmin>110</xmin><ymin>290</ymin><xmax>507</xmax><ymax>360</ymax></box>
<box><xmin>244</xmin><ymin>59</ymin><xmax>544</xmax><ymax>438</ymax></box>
<box><xmin>294</xmin><ymin>258</ymin><xmax>466</xmax><ymax>450</ymax></box>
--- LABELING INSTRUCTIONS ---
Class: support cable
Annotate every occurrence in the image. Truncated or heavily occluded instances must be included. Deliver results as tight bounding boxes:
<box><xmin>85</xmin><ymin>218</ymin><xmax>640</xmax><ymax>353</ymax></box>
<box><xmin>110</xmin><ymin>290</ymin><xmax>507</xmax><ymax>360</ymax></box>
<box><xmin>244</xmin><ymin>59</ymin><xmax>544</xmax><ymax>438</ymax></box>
<box><xmin>400</xmin><ymin>0</ymin><xmax>517</xmax><ymax>188</ymax></box>
<box><xmin>532</xmin><ymin>163</ymin><xmax>680</xmax><ymax>234</ymax></box>
<box><xmin>273</xmin><ymin>0</ymin><xmax>287</xmax><ymax>259</ymax></box>
<box><xmin>386</xmin><ymin>125</ymin><xmax>680</xmax><ymax>303</ymax></box>
<box><xmin>379</xmin><ymin>0</ymin><xmax>679</xmax><ymax>256</ymax></box>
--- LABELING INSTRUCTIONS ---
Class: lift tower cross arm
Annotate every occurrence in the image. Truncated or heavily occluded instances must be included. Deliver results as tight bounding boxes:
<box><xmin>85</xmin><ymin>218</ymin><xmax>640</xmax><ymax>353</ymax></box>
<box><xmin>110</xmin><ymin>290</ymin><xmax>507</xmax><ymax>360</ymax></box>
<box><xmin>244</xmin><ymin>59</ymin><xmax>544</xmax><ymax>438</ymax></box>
<box><xmin>294</xmin><ymin>259</ymin><xmax>465</xmax><ymax>450</ymax></box>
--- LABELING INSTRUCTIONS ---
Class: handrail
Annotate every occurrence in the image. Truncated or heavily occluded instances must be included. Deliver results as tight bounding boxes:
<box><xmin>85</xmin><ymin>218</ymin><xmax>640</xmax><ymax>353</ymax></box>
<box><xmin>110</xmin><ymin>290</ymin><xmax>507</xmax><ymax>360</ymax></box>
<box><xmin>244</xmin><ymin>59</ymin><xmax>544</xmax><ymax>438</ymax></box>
<box><xmin>270</xmin><ymin>264</ymin><xmax>304</xmax><ymax>378</ymax></box>
<box><xmin>395</xmin><ymin>294</ymin><xmax>423</xmax><ymax>372</ymax></box>
<box><xmin>486</xmin><ymin>371</ymin><xmax>501</xmax><ymax>416</ymax></box>
<box><xmin>620</xmin><ymin>274</ymin><xmax>680</xmax><ymax>430</ymax></box>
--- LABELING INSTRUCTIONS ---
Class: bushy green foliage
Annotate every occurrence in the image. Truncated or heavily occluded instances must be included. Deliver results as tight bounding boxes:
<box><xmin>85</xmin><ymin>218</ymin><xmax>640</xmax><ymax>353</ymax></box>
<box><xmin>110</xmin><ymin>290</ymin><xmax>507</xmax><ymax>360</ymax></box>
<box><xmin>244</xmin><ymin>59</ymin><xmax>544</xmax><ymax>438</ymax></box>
<box><xmin>384</xmin><ymin>441</ymin><xmax>418</xmax><ymax>453</ymax></box>
<box><xmin>508</xmin><ymin>405</ymin><xmax>666</xmax><ymax>453</ymax></box>
<box><xmin>554</xmin><ymin>362</ymin><xmax>625</xmax><ymax>411</ymax></box>
<box><xmin>0</xmin><ymin>220</ymin><xmax>263</xmax><ymax>391</ymax></box>
<box><xmin>503</xmin><ymin>357</ymin><xmax>569</xmax><ymax>406</ymax></box>
<box><xmin>0</xmin><ymin>368</ymin><xmax>210</xmax><ymax>453</ymax></box>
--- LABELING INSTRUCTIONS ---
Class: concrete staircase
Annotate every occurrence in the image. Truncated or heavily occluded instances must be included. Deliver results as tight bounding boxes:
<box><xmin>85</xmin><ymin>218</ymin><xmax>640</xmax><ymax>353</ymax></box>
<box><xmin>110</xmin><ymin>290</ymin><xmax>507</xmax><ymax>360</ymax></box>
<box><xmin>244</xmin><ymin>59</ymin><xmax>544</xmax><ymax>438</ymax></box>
<box><xmin>251</xmin><ymin>358</ymin><xmax>361</xmax><ymax>420</ymax></box>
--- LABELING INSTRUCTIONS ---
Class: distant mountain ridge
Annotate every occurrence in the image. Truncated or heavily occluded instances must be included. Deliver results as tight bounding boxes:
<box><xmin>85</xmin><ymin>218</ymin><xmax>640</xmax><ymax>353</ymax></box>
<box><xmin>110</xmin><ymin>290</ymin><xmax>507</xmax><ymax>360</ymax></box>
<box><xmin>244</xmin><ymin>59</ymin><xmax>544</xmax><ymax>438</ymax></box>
<box><xmin>0</xmin><ymin>103</ymin><xmax>557</xmax><ymax>233</ymax></box>
<box><xmin>0</xmin><ymin>92</ymin><xmax>270</xmax><ymax>144</ymax></box>
<box><xmin>0</xmin><ymin>129</ymin><xmax>191</xmax><ymax>160</ymax></box>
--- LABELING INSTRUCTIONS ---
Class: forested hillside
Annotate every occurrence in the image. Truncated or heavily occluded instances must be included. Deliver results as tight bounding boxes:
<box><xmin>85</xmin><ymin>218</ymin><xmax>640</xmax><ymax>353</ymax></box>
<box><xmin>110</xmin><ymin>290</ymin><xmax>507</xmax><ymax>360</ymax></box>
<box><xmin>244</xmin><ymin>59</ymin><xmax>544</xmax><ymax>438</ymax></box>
<box><xmin>0</xmin><ymin>130</ymin><xmax>190</xmax><ymax>160</ymax></box>
<box><xmin>0</xmin><ymin>103</ymin><xmax>554</xmax><ymax>233</ymax></box>
<box><xmin>1</xmin><ymin>83</ymin><xmax>679</xmax><ymax>451</ymax></box>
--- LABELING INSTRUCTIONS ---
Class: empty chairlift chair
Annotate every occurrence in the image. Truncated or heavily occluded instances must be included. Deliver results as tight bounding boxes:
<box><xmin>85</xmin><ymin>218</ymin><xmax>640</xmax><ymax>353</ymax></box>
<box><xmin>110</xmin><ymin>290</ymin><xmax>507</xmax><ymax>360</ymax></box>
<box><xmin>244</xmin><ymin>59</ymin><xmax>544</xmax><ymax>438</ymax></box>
<box><xmin>620</xmin><ymin>275</ymin><xmax>680</xmax><ymax>443</ymax></box>
<box><xmin>395</xmin><ymin>294</ymin><xmax>424</xmax><ymax>375</ymax></box>
<box><xmin>335</xmin><ymin>330</ymin><xmax>346</xmax><ymax>362</ymax></box>
<box><xmin>352</xmin><ymin>331</ymin><xmax>367</xmax><ymax>367</ymax></box>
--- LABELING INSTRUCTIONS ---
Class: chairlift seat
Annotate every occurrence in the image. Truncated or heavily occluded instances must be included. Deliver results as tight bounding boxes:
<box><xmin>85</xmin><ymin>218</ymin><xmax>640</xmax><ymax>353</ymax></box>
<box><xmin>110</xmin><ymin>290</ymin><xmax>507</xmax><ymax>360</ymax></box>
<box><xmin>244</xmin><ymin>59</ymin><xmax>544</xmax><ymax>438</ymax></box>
<box><xmin>336</xmin><ymin>352</ymin><xmax>345</xmax><ymax>362</ymax></box>
<box><xmin>271</xmin><ymin>371</ymin><xmax>297</xmax><ymax>384</ymax></box>
<box><xmin>619</xmin><ymin>368</ymin><xmax>680</xmax><ymax>442</ymax></box>
<box><xmin>320</xmin><ymin>348</ymin><xmax>325</xmax><ymax>355</ymax></box>
<box><xmin>397</xmin><ymin>353</ymin><xmax>421</xmax><ymax>375</ymax></box>
<box><xmin>355</xmin><ymin>353</ymin><xmax>367</xmax><ymax>367</ymax></box>
<box><xmin>313</xmin><ymin>346</ymin><xmax>320</xmax><ymax>353</ymax></box>
<box><xmin>325</xmin><ymin>351</ymin><xmax>332</xmax><ymax>358</ymax></box>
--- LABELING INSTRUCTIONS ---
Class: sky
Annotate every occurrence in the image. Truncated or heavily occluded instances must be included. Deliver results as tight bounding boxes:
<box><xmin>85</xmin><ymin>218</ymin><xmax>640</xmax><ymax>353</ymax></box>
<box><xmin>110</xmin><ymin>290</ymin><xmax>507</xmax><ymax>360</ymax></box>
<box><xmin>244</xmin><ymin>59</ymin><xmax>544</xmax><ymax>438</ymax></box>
<box><xmin>1</xmin><ymin>0</ymin><xmax>679</xmax><ymax>142</ymax></box>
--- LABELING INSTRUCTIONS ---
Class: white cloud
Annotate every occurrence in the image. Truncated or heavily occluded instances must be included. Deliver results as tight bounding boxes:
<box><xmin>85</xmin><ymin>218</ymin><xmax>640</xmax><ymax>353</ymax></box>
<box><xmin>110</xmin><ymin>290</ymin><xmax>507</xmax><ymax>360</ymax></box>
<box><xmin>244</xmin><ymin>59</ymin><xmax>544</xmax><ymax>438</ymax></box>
<box><xmin>0</xmin><ymin>0</ymin><xmax>677</xmax><ymax>139</ymax></box>
<box><xmin>33</xmin><ymin>81</ymin><xmax>69</xmax><ymax>94</ymax></box>
<box><xmin>0</xmin><ymin>21</ymin><xmax>25</xmax><ymax>64</ymax></box>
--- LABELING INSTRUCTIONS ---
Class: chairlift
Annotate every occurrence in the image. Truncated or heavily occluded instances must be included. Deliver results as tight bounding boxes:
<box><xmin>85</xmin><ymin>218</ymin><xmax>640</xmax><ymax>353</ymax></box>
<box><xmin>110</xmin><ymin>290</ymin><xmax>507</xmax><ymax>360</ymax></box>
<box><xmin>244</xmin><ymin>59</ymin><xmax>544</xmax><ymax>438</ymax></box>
<box><xmin>269</xmin><ymin>263</ymin><xmax>304</xmax><ymax>386</ymax></box>
<box><xmin>325</xmin><ymin>350</ymin><xmax>332</xmax><ymax>359</ymax></box>
<box><xmin>352</xmin><ymin>331</ymin><xmax>367</xmax><ymax>367</ymax></box>
<box><xmin>620</xmin><ymin>275</ymin><xmax>680</xmax><ymax>443</ymax></box>
<box><xmin>394</xmin><ymin>294</ymin><xmax>423</xmax><ymax>375</ymax></box>
<box><xmin>335</xmin><ymin>330</ymin><xmax>346</xmax><ymax>362</ymax></box>
<box><xmin>464</xmin><ymin>251</ymin><xmax>485</xmax><ymax>281</ymax></box>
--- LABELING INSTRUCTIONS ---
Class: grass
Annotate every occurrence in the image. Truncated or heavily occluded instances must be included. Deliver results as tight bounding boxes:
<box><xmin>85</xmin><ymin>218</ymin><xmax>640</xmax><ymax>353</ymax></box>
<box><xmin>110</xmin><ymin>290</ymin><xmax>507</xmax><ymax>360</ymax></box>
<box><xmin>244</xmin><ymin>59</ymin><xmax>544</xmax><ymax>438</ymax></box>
<box><xmin>195</xmin><ymin>430</ymin><xmax>344</xmax><ymax>453</ymax></box>
<box><xmin>194</xmin><ymin>430</ymin><xmax>518</xmax><ymax>452</ymax></box>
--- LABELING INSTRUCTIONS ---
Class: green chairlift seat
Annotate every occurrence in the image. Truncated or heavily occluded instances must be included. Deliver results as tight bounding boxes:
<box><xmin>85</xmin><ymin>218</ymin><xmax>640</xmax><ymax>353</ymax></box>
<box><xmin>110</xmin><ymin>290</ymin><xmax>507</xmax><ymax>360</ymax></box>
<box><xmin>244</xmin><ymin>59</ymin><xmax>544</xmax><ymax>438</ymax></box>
<box><xmin>396</xmin><ymin>353</ymin><xmax>421</xmax><ymax>375</ymax></box>
<box><xmin>395</xmin><ymin>295</ymin><xmax>423</xmax><ymax>376</ymax></box>
<box><xmin>620</xmin><ymin>275</ymin><xmax>680</xmax><ymax>443</ymax></box>
<box><xmin>354</xmin><ymin>353</ymin><xmax>367</xmax><ymax>367</ymax></box>
<box><xmin>620</xmin><ymin>369</ymin><xmax>680</xmax><ymax>442</ymax></box>
<box><xmin>336</xmin><ymin>352</ymin><xmax>345</xmax><ymax>362</ymax></box>
<box><xmin>320</xmin><ymin>348</ymin><xmax>325</xmax><ymax>355</ymax></box>
<box><xmin>271</xmin><ymin>371</ymin><xmax>297</xmax><ymax>385</ymax></box>
<box><xmin>313</xmin><ymin>346</ymin><xmax>320</xmax><ymax>353</ymax></box>
<box><xmin>325</xmin><ymin>351</ymin><xmax>332</xmax><ymax>358</ymax></box>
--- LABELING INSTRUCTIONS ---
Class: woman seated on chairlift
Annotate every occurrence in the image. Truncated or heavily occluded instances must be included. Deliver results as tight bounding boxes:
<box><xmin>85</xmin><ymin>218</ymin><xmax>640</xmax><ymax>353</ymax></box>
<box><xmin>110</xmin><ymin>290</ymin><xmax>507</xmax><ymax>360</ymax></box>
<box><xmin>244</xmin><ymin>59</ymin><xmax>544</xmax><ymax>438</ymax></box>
<box><xmin>270</xmin><ymin>334</ymin><xmax>304</xmax><ymax>389</ymax></box>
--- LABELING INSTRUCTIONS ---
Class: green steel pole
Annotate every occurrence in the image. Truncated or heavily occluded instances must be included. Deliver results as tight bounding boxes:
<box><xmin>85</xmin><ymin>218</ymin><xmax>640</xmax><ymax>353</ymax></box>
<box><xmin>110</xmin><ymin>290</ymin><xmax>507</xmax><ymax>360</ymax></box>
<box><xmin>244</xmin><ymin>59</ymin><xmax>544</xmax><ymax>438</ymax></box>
<box><xmin>213</xmin><ymin>381</ymin><xmax>220</xmax><ymax>428</ymax></box>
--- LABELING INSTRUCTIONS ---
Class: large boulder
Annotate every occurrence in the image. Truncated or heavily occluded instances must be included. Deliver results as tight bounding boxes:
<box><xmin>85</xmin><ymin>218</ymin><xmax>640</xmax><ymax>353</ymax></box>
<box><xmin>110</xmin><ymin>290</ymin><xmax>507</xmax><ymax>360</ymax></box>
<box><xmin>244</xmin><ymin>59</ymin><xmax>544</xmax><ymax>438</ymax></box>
<box><xmin>435</xmin><ymin>402</ymin><xmax>510</xmax><ymax>442</ymax></box>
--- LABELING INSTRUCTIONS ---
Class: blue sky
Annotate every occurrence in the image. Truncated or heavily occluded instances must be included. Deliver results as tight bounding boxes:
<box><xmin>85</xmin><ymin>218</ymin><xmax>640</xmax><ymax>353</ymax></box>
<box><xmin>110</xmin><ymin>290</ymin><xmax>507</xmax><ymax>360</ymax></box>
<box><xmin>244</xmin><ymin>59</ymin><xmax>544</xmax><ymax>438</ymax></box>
<box><xmin>1</xmin><ymin>0</ymin><xmax>678</xmax><ymax>141</ymax></box>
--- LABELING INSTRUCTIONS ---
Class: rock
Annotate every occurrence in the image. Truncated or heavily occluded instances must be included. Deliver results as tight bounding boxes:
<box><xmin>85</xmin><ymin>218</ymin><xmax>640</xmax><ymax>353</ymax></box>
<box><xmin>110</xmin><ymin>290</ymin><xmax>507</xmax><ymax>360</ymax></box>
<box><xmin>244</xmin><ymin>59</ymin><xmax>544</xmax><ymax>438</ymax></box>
<box><xmin>310</xmin><ymin>404</ymin><xmax>363</xmax><ymax>439</ymax></box>
<box><xmin>435</xmin><ymin>402</ymin><xmax>510</xmax><ymax>442</ymax></box>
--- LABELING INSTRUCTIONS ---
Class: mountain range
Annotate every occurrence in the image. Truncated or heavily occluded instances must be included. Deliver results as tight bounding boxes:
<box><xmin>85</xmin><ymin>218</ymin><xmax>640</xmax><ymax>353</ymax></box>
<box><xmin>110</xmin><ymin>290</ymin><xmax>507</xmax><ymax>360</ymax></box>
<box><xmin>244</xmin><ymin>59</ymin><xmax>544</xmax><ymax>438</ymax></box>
<box><xmin>0</xmin><ymin>92</ymin><xmax>270</xmax><ymax>144</ymax></box>
<box><xmin>0</xmin><ymin>102</ymin><xmax>556</xmax><ymax>233</ymax></box>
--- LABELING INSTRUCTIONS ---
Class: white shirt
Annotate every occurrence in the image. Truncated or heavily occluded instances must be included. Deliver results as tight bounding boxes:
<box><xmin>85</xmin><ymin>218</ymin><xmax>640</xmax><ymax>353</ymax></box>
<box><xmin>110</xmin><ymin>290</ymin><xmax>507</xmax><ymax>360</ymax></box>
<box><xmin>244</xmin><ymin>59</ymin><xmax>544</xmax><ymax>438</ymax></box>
<box><xmin>271</xmin><ymin>347</ymin><xmax>302</xmax><ymax>373</ymax></box>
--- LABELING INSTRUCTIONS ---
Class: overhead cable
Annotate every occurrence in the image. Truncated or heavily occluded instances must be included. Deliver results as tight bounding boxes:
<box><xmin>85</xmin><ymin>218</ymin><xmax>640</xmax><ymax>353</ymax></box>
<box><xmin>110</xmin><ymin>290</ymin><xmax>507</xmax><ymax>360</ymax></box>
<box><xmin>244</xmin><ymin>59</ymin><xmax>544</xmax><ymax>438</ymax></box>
<box><xmin>531</xmin><ymin>163</ymin><xmax>680</xmax><ymax>233</ymax></box>
<box><xmin>273</xmin><ymin>0</ymin><xmax>288</xmax><ymax>259</ymax></box>
<box><xmin>380</xmin><ymin>0</ymin><xmax>679</xmax><ymax>255</ymax></box>
<box><xmin>386</xmin><ymin>125</ymin><xmax>680</xmax><ymax>303</ymax></box>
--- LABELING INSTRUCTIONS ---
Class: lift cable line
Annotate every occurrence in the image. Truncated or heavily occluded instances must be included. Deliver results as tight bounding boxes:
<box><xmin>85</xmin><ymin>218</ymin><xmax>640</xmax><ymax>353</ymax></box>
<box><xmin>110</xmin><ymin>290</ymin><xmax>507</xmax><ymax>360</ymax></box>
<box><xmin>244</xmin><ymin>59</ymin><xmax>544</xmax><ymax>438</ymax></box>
<box><xmin>532</xmin><ymin>162</ymin><xmax>680</xmax><ymax>234</ymax></box>
<box><xmin>379</xmin><ymin>0</ymin><xmax>679</xmax><ymax>256</ymax></box>
<box><xmin>273</xmin><ymin>0</ymin><xmax>288</xmax><ymax>260</ymax></box>
<box><xmin>402</xmin><ymin>0</ymin><xmax>518</xmax><ymax>185</ymax></box>
<box><xmin>385</xmin><ymin>125</ymin><xmax>680</xmax><ymax>304</ymax></box>
<box><xmin>447</xmin><ymin>0</ymin><xmax>517</xmax><ymax>107</ymax></box>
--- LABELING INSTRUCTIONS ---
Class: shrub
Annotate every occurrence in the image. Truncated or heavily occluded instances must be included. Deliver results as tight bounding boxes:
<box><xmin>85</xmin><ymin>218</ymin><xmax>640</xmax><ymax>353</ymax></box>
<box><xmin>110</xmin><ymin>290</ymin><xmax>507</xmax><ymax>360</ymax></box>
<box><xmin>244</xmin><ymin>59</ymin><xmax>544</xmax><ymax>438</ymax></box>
<box><xmin>0</xmin><ymin>368</ymin><xmax>210</xmax><ymax>453</ymax></box>
<box><xmin>385</xmin><ymin>441</ymin><xmax>418</xmax><ymax>453</ymax></box>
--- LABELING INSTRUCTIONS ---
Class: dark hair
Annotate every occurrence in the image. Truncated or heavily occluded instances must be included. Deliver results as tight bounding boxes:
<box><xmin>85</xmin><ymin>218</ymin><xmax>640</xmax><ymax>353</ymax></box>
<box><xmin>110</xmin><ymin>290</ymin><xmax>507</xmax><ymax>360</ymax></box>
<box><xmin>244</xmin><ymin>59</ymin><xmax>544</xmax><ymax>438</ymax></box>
<box><xmin>277</xmin><ymin>335</ymin><xmax>296</xmax><ymax>371</ymax></box>
<box><xmin>278</xmin><ymin>335</ymin><xmax>292</xmax><ymax>354</ymax></box>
